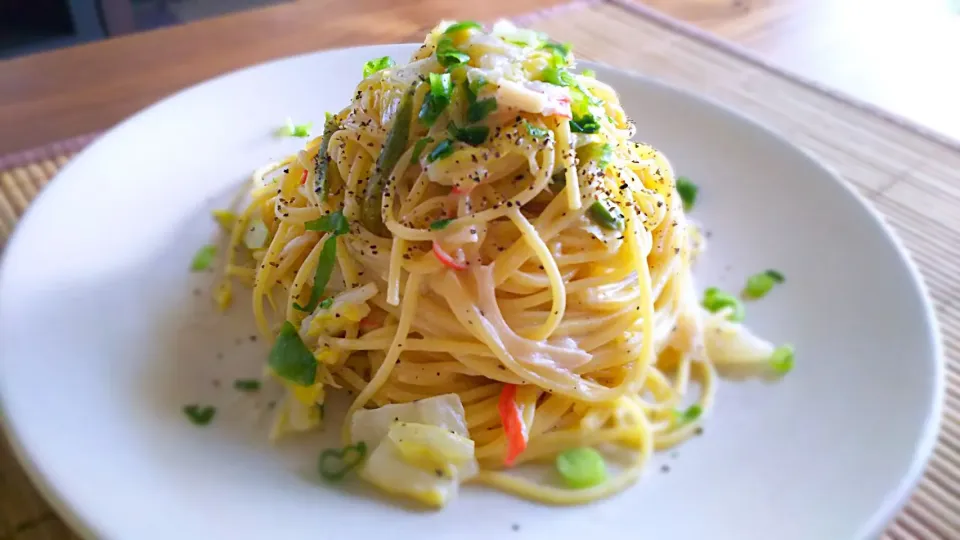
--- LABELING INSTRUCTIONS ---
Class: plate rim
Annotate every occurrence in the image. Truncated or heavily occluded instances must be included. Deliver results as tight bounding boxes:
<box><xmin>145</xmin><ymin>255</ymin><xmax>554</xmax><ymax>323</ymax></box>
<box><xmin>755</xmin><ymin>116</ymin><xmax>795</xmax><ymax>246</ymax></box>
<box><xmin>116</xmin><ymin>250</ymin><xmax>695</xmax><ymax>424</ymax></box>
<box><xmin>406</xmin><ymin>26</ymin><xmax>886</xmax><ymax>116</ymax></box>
<box><xmin>0</xmin><ymin>42</ymin><xmax>944</xmax><ymax>540</ymax></box>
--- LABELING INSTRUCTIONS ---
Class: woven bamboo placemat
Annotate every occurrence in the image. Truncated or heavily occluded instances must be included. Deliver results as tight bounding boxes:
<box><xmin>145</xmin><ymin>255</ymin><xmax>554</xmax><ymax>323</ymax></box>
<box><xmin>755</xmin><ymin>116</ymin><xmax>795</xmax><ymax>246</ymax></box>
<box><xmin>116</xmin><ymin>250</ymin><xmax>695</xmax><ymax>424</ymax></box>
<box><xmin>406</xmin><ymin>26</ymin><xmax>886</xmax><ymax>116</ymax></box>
<box><xmin>2</xmin><ymin>1</ymin><xmax>958</xmax><ymax>538</ymax></box>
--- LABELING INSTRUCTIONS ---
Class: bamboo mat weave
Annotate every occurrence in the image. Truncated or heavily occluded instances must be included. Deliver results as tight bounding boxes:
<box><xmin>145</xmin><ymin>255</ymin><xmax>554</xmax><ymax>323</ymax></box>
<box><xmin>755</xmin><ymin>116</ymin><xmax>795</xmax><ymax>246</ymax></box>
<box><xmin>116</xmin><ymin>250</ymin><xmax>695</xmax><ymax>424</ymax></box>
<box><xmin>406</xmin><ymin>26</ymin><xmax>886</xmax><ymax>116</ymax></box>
<box><xmin>2</xmin><ymin>1</ymin><xmax>959</xmax><ymax>538</ymax></box>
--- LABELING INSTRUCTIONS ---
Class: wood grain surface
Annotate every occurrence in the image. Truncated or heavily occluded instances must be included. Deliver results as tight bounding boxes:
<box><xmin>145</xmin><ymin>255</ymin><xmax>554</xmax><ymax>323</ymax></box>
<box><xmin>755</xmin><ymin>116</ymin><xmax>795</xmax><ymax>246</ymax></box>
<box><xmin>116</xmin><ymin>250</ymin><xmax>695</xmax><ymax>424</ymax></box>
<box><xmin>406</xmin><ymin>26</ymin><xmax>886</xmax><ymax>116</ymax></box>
<box><xmin>3</xmin><ymin>0</ymin><xmax>959</xmax><ymax>154</ymax></box>
<box><xmin>632</xmin><ymin>0</ymin><xmax>960</xmax><ymax>143</ymax></box>
<box><xmin>0</xmin><ymin>0</ymin><xmax>570</xmax><ymax>156</ymax></box>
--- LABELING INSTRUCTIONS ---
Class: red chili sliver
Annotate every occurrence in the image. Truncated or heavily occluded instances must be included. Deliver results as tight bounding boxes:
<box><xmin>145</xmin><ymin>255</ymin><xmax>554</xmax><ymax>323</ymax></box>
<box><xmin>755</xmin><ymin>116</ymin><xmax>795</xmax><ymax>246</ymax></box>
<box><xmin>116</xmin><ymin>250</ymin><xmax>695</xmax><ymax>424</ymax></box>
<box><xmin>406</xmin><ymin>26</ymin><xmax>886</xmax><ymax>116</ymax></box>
<box><xmin>300</xmin><ymin>169</ymin><xmax>308</xmax><ymax>185</ymax></box>
<box><xmin>498</xmin><ymin>383</ymin><xmax>527</xmax><ymax>466</ymax></box>
<box><xmin>432</xmin><ymin>241</ymin><xmax>467</xmax><ymax>271</ymax></box>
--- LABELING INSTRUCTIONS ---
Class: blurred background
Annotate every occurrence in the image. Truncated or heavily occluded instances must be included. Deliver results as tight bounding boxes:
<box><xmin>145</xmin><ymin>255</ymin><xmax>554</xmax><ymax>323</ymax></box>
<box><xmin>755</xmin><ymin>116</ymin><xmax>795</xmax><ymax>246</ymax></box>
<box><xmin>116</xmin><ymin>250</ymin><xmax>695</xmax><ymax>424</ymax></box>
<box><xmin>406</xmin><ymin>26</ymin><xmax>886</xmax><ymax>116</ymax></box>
<box><xmin>1</xmin><ymin>0</ymin><xmax>292</xmax><ymax>59</ymax></box>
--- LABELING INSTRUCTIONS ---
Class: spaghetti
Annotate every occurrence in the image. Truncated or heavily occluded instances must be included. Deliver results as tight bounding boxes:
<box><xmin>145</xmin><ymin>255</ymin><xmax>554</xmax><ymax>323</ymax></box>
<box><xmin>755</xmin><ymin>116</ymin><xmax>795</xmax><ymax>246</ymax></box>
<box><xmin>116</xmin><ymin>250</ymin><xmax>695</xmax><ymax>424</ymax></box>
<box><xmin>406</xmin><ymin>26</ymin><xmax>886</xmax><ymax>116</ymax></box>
<box><xmin>212</xmin><ymin>20</ymin><xmax>789</xmax><ymax>508</ymax></box>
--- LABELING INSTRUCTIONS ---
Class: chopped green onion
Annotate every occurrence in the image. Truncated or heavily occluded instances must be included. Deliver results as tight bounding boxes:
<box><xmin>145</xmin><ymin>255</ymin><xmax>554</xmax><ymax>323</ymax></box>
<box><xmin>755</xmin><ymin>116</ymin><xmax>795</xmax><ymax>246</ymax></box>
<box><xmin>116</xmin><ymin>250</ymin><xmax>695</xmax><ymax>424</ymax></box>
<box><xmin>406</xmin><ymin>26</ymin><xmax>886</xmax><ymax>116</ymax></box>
<box><xmin>318</xmin><ymin>441</ymin><xmax>368</xmax><ymax>482</ymax></box>
<box><xmin>419</xmin><ymin>75</ymin><xmax>453</xmax><ymax>127</ymax></box>
<box><xmin>429</xmin><ymin>72</ymin><xmax>453</xmax><ymax>99</ymax></box>
<box><xmin>555</xmin><ymin>447</ymin><xmax>606</xmax><ymax>488</ymax></box>
<box><xmin>540</xmin><ymin>66</ymin><xmax>568</xmax><ymax>87</ymax></box>
<box><xmin>318</xmin><ymin>297</ymin><xmax>334</xmax><ymax>310</ymax></box>
<box><xmin>268</xmin><ymin>320</ymin><xmax>318</xmax><ymax>386</ymax></box>
<box><xmin>313</xmin><ymin>117</ymin><xmax>340</xmax><ymax>198</ymax></box>
<box><xmin>293</xmin><ymin>234</ymin><xmax>338</xmax><ymax>313</ymax></box>
<box><xmin>364</xmin><ymin>86</ymin><xmax>414</xmax><ymax>236</ymax></box>
<box><xmin>190</xmin><ymin>245</ymin><xmax>216</xmax><ymax>271</ymax></box>
<box><xmin>427</xmin><ymin>139</ymin><xmax>455</xmax><ymax>163</ymax></box>
<box><xmin>541</xmin><ymin>42</ymin><xmax>570</xmax><ymax>56</ymax></box>
<box><xmin>436</xmin><ymin>37</ymin><xmax>470</xmax><ymax>68</ymax></box>
<box><xmin>582</xmin><ymin>142</ymin><xmax>613</xmax><ymax>168</ymax></box>
<box><xmin>443</xmin><ymin>21</ymin><xmax>482</xmax><ymax>34</ymax></box>
<box><xmin>770</xmin><ymin>344</ymin><xmax>795</xmax><ymax>374</ymax></box>
<box><xmin>674</xmin><ymin>404</ymin><xmax>702</xmax><ymax>425</ymax></box>
<box><xmin>449</xmin><ymin>123</ymin><xmax>489</xmax><ymax>146</ymax></box>
<box><xmin>467</xmin><ymin>98</ymin><xmax>497</xmax><ymax>123</ymax></box>
<box><xmin>569</xmin><ymin>114</ymin><xmax>601</xmax><ymax>134</ymax></box>
<box><xmin>279</xmin><ymin>117</ymin><xmax>312</xmax><ymax>138</ymax></box>
<box><xmin>541</xmin><ymin>67</ymin><xmax>601</xmax><ymax>107</ymax></box>
<box><xmin>292</xmin><ymin>123</ymin><xmax>311</xmax><ymax>137</ymax></box>
<box><xmin>183</xmin><ymin>405</ymin><xmax>216</xmax><ymax>426</ymax></box>
<box><xmin>588</xmin><ymin>200</ymin><xmax>624</xmax><ymax>231</ymax></box>
<box><xmin>581</xmin><ymin>69</ymin><xmax>596</xmax><ymax>78</ymax></box>
<box><xmin>362</xmin><ymin>56</ymin><xmax>395</xmax><ymax>78</ymax></box>
<box><xmin>548</xmin><ymin>169</ymin><xmax>566</xmax><ymax>194</ymax></box>
<box><xmin>702</xmin><ymin>287</ymin><xmax>745</xmax><ymax>322</ymax></box>
<box><xmin>243</xmin><ymin>218</ymin><xmax>269</xmax><ymax>250</ymax></box>
<box><xmin>744</xmin><ymin>269</ymin><xmax>786</xmax><ymax>299</ymax></box>
<box><xmin>304</xmin><ymin>210</ymin><xmax>349</xmax><ymax>236</ymax></box>
<box><xmin>468</xmin><ymin>75</ymin><xmax>488</xmax><ymax>96</ymax></box>
<box><xmin>234</xmin><ymin>379</ymin><xmax>261</xmax><ymax>392</ymax></box>
<box><xmin>675</xmin><ymin>176</ymin><xmax>698</xmax><ymax>211</ymax></box>
<box><xmin>211</xmin><ymin>209</ymin><xmax>236</xmax><ymax>231</ymax></box>
<box><xmin>430</xmin><ymin>218</ymin><xmax>455</xmax><ymax>231</ymax></box>
<box><xmin>411</xmin><ymin>137</ymin><xmax>434</xmax><ymax>164</ymax></box>
<box><xmin>540</xmin><ymin>41</ymin><xmax>571</xmax><ymax>67</ymax></box>
<box><xmin>525</xmin><ymin>122</ymin><xmax>549</xmax><ymax>139</ymax></box>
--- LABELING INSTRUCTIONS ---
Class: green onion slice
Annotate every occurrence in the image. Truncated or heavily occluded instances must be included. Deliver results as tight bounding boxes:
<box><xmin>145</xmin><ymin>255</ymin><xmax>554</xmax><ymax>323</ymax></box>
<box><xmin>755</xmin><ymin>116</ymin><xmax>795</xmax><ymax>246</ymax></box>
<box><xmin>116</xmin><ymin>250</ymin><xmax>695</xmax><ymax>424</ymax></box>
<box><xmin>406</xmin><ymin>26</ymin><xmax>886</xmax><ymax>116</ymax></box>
<box><xmin>293</xmin><ymin>235</ymin><xmax>338</xmax><ymax>313</ymax></box>
<box><xmin>313</xmin><ymin>116</ymin><xmax>340</xmax><ymax>198</ymax></box>
<box><xmin>430</xmin><ymin>218</ymin><xmax>455</xmax><ymax>231</ymax></box>
<box><xmin>467</xmin><ymin>98</ymin><xmax>497</xmax><ymax>123</ymax></box>
<box><xmin>449</xmin><ymin>123</ymin><xmax>489</xmax><ymax>146</ymax></box>
<box><xmin>674</xmin><ymin>404</ymin><xmax>703</xmax><ymax>425</ymax></box>
<box><xmin>675</xmin><ymin>176</ymin><xmax>698</xmax><ymax>211</ymax></box>
<box><xmin>702</xmin><ymin>287</ymin><xmax>745</xmax><ymax>322</ymax></box>
<box><xmin>429</xmin><ymin>72</ymin><xmax>453</xmax><ymax>99</ymax></box>
<box><xmin>443</xmin><ymin>21</ymin><xmax>482</xmax><ymax>35</ymax></box>
<box><xmin>588</xmin><ymin>200</ymin><xmax>624</xmax><ymax>231</ymax></box>
<box><xmin>183</xmin><ymin>405</ymin><xmax>216</xmax><ymax>426</ymax></box>
<box><xmin>233</xmin><ymin>379</ymin><xmax>261</xmax><ymax>392</ymax></box>
<box><xmin>468</xmin><ymin>75</ymin><xmax>488</xmax><ymax>96</ymax></box>
<box><xmin>427</xmin><ymin>139</ymin><xmax>455</xmax><ymax>163</ymax></box>
<box><xmin>581</xmin><ymin>69</ymin><xmax>596</xmax><ymax>78</ymax></box>
<box><xmin>411</xmin><ymin>137</ymin><xmax>435</xmax><ymax>164</ymax></box>
<box><xmin>363</xmin><ymin>86</ymin><xmax>414</xmax><ymax>236</ymax></box>
<box><xmin>569</xmin><ymin>114</ymin><xmax>600</xmax><ymax>134</ymax></box>
<box><xmin>190</xmin><ymin>245</ymin><xmax>217</xmax><ymax>271</ymax></box>
<box><xmin>319</xmin><ymin>441</ymin><xmax>368</xmax><ymax>481</ymax></box>
<box><xmin>436</xmin><ymin>37</ymin><xmax>470</xmax><ymax>67</ymax></box>
<box><xmin>279</xmin><ymin>117</ymin><xmax>312</xmax><ymax>137</ymax></box>
<box><xmin>555</xmin><ymin>447</ymin><xmax>607</xmax><ymax>488</ymax></box>
<box><xmin>304</xmin><ymin>210</ymin><xmax>349</xmax><ymax>236</ymax></box>
<box><xmin>770</xmin><ymin>344</ymin><xmax>795</xmax><ymax>375</ymax></box>
<box><xmin>743</xmin><ymin>269</ymin><xmax>786</xmax><ymax>299</ymax></box>
<box><xmin>525</xmin><ymin>122</ymin><xmax>549</xmax><ymax>139</ymax></box>
<box><xmin>268</xmin><ymin>320</ymin><xmax>318</xmax><ymax>386</ymax></box>
<box><xmin>362</xmin><ymin>56</ymin><xmax>395</xmax><ymax>78</ymax></box>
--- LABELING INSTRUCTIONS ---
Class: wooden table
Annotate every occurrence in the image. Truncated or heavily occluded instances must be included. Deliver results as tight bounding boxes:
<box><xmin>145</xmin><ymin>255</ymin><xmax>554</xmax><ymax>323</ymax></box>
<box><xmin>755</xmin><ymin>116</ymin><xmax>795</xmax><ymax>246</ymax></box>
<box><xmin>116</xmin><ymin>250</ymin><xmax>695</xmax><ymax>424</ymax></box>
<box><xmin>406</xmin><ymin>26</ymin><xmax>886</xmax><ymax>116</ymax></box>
<box><xmin>2</xmin><ymin>0</ymin><xmax>960</xmax><ymax>156</ymax></box>
<box><xmin>0</xmin><ymin>0</ymin><xmax>566</xmax><ymax>156</ymax></box>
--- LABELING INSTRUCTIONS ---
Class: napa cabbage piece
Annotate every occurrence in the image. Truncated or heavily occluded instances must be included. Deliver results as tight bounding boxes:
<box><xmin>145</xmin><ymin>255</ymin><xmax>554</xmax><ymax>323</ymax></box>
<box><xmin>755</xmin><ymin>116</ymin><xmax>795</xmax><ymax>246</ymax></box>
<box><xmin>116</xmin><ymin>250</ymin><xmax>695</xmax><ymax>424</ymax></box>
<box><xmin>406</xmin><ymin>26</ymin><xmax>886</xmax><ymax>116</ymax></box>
<box><xmin>702</xmin><ymin>308</ymin><xmax>779</xmax><ymax>379</ymax></box>
<box><xmin>350</xmin><ymin>394</ymin><xmax>478</xmax><ymax>507</ymax></box>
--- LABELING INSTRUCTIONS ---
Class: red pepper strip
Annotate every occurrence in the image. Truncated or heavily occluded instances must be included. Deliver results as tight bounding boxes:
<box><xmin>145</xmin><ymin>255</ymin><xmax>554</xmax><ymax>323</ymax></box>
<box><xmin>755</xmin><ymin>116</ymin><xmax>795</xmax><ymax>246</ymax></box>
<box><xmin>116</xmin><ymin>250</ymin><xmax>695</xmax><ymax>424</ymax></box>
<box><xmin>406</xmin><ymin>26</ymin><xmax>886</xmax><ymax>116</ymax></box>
<box><xmin>359</xmin><ymin>317</ymin><xmax>380</xmax><ymax>330</ymax></box>
<box><xmin>451</xmin><ymin>184</ymin><xmax>473</xmax><ymax>195</ymax></box>
<box><xmin>300</xmin><ymin>169</ymin><xmax>308</xmax><ymax>185</ymax></box>
<box><xmin>432</xmin><ymin>241</ymin><xmax>467</xmax><ymax>271</ymax></box>
<box><xmin>498</xmin><ymin>384</ymin><xmax>527</xmax><ymax>467</ymax></box>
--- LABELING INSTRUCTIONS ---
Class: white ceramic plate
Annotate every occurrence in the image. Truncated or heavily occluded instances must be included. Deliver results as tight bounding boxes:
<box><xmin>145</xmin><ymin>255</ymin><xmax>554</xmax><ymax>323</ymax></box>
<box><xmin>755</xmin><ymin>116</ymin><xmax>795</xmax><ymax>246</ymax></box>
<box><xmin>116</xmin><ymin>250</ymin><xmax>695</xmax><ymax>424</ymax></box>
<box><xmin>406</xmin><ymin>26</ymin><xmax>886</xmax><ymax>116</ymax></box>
<box><xmin>0</xmin><ymin>44</ymin><xmax>942</xmax><ymax>540</ymax></box>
